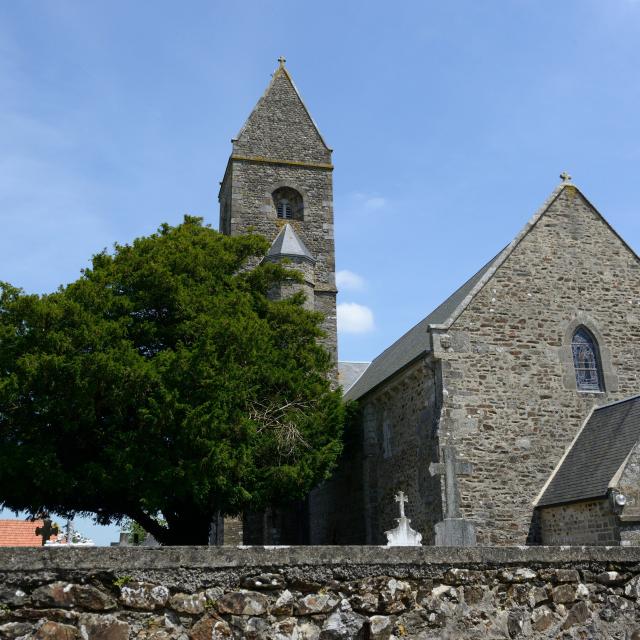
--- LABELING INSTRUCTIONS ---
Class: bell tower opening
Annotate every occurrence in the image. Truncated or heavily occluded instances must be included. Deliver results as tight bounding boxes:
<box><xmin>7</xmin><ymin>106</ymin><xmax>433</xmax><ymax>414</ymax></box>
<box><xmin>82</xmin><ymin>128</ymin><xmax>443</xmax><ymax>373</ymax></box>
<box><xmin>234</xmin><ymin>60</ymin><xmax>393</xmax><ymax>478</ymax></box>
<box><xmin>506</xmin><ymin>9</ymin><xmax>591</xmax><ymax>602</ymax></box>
<box><xmin>273</xmin><ymin>186</ymin><xmax>304</xmax><ymax>221</ymax></box>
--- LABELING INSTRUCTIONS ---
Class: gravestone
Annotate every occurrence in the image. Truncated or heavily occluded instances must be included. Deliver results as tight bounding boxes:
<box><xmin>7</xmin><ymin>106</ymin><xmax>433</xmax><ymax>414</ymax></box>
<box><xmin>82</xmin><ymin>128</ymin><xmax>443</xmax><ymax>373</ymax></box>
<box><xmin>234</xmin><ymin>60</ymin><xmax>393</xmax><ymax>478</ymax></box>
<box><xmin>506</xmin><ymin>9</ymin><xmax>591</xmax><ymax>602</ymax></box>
<box><xmin>384</xmin><ymin>491</ymin><xmax>422</xmax><ymax>546</ymax></box>
<box><xmin>429</xmin><ymin>441</ymin><xmax>477</xmax><ymax>546</ymax></box>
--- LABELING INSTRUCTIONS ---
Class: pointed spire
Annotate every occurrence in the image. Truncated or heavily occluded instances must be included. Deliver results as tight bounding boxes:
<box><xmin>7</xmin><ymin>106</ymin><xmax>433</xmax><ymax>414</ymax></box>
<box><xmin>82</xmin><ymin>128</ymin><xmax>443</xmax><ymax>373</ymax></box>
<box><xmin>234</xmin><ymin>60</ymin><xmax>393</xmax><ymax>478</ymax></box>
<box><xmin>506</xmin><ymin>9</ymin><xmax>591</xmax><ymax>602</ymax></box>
<box><xmin>231</xmin><ymin>61</ymin><xmax>332</xmax><ymax>164</ymax></box>
<box><xmin>266</xmin><ymin>224</ymin><xmax>315</xmax><ymax>263</ymax></box>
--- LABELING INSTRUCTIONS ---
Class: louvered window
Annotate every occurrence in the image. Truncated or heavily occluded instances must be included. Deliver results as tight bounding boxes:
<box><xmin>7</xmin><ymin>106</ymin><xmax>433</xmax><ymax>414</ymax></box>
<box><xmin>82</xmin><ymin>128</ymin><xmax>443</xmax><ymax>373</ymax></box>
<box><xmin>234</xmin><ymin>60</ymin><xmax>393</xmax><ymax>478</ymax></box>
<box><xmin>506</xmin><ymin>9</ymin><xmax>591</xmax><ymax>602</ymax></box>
<box><xmin>277</xmin><ymin>200</ymin><xmax>293</xmax><ymax>219</ymax></box>
<box><xmin>571</xmin><ymin>327</ymin><xmax>604</xmax><ymax>392</ymax></box>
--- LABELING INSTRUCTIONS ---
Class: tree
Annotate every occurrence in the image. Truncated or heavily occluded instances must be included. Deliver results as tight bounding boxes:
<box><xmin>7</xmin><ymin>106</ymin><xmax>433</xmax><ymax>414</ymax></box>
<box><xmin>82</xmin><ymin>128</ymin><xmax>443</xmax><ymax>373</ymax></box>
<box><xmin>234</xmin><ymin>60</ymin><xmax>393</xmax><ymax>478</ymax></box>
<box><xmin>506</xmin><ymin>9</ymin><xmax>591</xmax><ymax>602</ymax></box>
<box><xmin>0</xmin><ymin>217</ymin><xmax>344</xmax><ymax>544</ymax></box>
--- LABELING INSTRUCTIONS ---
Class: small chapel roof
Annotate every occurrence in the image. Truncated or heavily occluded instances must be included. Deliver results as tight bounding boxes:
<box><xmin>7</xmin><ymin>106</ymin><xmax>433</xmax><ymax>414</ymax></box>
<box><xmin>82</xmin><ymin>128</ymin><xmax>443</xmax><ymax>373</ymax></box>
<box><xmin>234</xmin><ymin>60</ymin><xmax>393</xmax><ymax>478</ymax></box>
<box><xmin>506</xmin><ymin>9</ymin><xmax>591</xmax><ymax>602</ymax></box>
<box><xmin>266</xmin><ymin>224</ymin><xmax>315</xmax><ymax>263</ymax></box>
<box><xmin>535</xmin><ymin>395</ymin><xmax>640</xmax><ymax>507</ymax></box>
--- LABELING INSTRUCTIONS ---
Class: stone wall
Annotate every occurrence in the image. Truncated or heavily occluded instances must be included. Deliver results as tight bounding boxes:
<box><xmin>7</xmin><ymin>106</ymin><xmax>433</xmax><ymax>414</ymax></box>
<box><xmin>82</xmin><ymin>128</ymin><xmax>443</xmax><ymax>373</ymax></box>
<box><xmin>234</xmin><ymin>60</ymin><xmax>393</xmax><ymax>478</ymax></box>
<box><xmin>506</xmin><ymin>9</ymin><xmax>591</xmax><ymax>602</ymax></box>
<box><xmin>539</xmin><ymin>500</ymin><xmax>620</xmax><ymax>546</ymax></box>
<box><xmin>311</xmin><ymin>358</ymin><xmax>443</xmax><ymax>545</ymax></box>
<box><xmin>435</xmin><ymin>186</ymin><xmax>640</xmax><ymax>545</ymax></box>
<box><xmin>220</xmin><ymin>157</ymin><xmax>337</xmax><ymax>366</ymax></box>
<box><xmin>2</xmin><ymin>547</ymin><xmax>640</xmax><ymax>640</ymax></box>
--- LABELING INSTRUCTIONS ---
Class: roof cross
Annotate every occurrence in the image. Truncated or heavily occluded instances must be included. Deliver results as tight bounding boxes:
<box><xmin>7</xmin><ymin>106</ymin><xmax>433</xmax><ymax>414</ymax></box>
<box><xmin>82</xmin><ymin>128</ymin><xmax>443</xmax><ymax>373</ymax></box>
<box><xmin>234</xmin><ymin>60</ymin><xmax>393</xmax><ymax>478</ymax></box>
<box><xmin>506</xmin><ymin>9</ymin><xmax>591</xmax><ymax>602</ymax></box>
<box><xmin>277</xmin><ymin>56</ymin><xmax>286</xmax><ymax>67</ymax></box>
<box><xmin>395</xmin><ymin>491</ymin><xmax>408</xmax><ymax>519</ymax></box>
<box><xmin>560</xmin><ymin>171</ymin><xmax>572</xmax><ymax>183</ymax></box>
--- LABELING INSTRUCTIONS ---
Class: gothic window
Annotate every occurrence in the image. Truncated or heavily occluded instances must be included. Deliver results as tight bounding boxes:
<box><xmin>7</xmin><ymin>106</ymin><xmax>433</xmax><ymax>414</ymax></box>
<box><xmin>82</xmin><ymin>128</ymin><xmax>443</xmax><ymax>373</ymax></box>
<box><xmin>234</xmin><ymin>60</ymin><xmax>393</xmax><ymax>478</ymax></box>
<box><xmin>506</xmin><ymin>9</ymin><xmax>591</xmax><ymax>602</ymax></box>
<box><xmin>571</xmin><ymin>327</ymin><xmax>604</xmax><ymax>392</ymax></box>
<box><xmin>273</xmin><ymin>187</ymin><xmax>303</xmax><ymax>221</ymax></box>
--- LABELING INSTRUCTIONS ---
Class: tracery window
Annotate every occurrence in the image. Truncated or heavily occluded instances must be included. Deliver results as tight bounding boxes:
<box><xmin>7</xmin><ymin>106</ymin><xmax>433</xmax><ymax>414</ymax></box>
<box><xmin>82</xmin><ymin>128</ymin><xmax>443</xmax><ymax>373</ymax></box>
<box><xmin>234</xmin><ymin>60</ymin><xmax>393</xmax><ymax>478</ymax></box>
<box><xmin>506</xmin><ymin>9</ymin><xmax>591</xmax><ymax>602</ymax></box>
<box><xmin>571</xmin><ymin>327</ymin><xmax>604</xmax><ymax>392</ymax></box>
<box><xmin>273</xmin><ymin>187</ymin><xmax>303</xmax><ymax>221</ymax></box>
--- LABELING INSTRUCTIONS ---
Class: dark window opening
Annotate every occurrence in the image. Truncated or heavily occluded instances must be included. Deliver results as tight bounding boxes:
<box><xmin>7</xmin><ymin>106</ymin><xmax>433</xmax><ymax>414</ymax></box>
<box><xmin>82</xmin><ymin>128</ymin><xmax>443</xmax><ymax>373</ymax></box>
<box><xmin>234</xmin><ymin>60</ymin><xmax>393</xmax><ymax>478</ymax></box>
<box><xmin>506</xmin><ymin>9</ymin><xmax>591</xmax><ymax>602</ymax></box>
<box><xmin>273</xmin><ymin>187</ymin><xmax>303</xmax><ymax>221</ymax></box>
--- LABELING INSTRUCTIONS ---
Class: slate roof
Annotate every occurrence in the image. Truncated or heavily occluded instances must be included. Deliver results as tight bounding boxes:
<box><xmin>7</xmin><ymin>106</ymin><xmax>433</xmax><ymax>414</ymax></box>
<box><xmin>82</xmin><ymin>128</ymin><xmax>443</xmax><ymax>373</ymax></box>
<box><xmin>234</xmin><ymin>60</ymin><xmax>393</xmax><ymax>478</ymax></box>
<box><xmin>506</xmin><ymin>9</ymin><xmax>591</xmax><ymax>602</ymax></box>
<box><xmin>266</xmin><ymin>224</ymin><xmax>315</xmax><ymax>262</ymax></box>
<box><xmin>343</xmin><ymin>248</ymin><xmax>506</xmax><ymax>401</ymax></box>
<box><xmin>536</xmin><ymin>395</ymin><xmax>640</xmax><ymax>507</ymax></box>
<box><xmin>0</xmin><ymin>519</ymin><xmax>56</xmax><ymax>547</ymax></box>
<box><xmin>338</xmin><ymin>361</ymin><xmax>370</xmax><ymax>394</ymax></box>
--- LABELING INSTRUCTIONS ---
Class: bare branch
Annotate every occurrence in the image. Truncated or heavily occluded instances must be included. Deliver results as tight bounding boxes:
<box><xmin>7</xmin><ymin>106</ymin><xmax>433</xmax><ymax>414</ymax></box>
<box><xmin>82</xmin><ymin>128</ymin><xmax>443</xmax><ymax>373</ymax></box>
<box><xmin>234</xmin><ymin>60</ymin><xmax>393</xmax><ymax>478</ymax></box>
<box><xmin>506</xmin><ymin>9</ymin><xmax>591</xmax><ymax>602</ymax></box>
<box><xmin>249</xmin><ymin>398</ymin><xmax>315</xmax><ymax>460</ymax></box>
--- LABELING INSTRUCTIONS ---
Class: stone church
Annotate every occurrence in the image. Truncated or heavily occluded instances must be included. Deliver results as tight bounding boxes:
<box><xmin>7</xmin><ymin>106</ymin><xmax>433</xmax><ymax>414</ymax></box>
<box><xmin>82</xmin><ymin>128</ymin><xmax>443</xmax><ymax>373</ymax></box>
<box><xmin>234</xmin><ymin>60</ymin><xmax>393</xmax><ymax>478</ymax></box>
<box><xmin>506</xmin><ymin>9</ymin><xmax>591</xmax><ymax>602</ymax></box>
<box><xmin>220</xmin><ymin>60</ymin><xmax>640</xmax><ymax>547</ymax></box>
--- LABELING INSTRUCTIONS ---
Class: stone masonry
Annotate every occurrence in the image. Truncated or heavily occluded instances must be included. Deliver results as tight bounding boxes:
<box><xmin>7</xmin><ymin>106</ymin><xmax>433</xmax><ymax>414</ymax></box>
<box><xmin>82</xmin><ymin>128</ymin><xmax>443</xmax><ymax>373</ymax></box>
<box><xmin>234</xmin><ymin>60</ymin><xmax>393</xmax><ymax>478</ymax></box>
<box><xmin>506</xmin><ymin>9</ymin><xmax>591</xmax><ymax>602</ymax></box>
<box><xmin>311</xmin><ymin>358</ymin><xmax>444</xmax><ymax>545</ymax></box>
<box><xmin>218</xmin><ymin>62</ymin><xmax>337</xmax><ymax>364</ymax></box>
<box><xmin>329</xmin><ymin>182</ymin><xmax>640</xmax><ymax>547</ymax></box>
<box><xmin>217</xmin><ymin>61</ymin><xmax>338</xmax><ymax>544</ymax></box>
<box><xmin>438</xmin><ymin>185</ymin><xmax>640</xmax><ymax>545</ymax></box>
<box><xmin>540</xmin><ymin>499</ymin><xmax>620</xmax><ymax>546</ymax></box>
<box><xmin>3</xmin><ymin>546</ymin><xmax>640</xmax><ymax>639</ymax></box>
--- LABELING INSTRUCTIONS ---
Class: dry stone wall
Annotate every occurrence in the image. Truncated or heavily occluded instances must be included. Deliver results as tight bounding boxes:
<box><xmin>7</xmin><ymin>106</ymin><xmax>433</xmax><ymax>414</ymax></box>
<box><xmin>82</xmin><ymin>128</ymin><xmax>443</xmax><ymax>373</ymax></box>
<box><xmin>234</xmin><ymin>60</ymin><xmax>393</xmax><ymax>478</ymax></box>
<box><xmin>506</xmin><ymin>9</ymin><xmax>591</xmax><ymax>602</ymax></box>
<box><xmin>4</xmin><ymin>546</ymin><xmax>640</xmax><ymax>640</ymax></box>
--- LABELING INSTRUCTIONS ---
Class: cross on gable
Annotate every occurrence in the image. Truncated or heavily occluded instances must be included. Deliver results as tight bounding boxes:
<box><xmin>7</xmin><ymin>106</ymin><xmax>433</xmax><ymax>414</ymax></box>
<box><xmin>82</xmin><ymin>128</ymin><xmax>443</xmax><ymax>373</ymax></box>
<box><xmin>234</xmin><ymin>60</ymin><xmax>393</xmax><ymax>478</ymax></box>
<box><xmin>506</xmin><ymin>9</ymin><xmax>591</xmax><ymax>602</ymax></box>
<box><xmin>35</xmin><ymin>518</ymin><xmax>59</xmax><ymax>546</ymax></box>
<box><xmin>395</xmin><ymin>491</ymin><xmax>408</xmax><ymax>518</ymax></box>
<box><xmin>277</xmin><ymin>56</ymin><xmax>286</xmax><ymax>67</ymax></box>
<box><xmin>429</xmin><ymin>444</ymin><xmax>473</xmax><ymax>519</ymax></box>
<box><xmin>560</xmin><ymin>171</ymin><xmax>572</xmax><ymax>183</ymax></box>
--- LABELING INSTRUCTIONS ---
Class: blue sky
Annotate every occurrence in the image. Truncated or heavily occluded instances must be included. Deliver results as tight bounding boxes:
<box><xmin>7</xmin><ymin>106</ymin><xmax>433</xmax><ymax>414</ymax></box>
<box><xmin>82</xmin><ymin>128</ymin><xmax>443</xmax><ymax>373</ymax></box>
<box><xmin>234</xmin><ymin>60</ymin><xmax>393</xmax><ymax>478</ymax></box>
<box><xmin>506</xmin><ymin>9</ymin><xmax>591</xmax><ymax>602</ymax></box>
<box><xmin>1</xmin><ymin>1</ymin><xmax>639</xmax><ymax>544</ymax></box>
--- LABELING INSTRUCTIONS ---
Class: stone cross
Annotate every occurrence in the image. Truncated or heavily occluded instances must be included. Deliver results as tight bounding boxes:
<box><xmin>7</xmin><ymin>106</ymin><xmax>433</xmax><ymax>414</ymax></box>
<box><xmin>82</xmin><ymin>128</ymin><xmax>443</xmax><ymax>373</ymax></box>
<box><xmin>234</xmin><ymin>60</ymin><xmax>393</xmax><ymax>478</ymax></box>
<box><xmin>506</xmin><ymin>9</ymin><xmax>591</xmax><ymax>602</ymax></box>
<box><xmin>395</xmin><ymin>491</ymin><xmax>408</xmax><ymax>519</ymax></box>
<box><xmin>35</xmin><ymin>518</ymin><xmax>58</xmax><ymax>546</ymax></box>
<box><xmin>278</xmin><ymin>56</ymin><xmax>286</xmax><ymax>67</ymax></box>
<box><xmin>429</xmin><ymin>443</ymin><xmax>473</xmax><ymax>519</ymax></box>
<box><xmin>560</xmin><ymin>171</ymin><xmax>572</xmax><ymax>183</ymax></box>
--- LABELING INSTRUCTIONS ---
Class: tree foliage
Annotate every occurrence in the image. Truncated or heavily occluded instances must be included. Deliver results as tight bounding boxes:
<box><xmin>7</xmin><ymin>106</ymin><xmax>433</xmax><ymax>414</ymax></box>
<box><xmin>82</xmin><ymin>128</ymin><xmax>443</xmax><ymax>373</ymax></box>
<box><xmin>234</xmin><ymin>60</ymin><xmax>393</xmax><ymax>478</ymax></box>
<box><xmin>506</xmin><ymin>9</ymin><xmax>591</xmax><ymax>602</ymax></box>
<box><xmin>0</xmin><ymin>217</ymin><xmax>344</xmax><ymax>544</ymax></box>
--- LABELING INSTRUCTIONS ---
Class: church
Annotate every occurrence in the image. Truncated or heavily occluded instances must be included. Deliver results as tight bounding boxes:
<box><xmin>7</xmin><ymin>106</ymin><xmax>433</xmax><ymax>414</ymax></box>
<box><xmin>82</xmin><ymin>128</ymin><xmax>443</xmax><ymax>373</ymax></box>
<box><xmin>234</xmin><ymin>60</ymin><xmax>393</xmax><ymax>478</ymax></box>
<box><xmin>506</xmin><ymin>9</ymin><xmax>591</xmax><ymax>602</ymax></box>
<box><xmin>219</xmin><ymin>60</ymin><xmax>640</xmax><ymax>547</ymax></box>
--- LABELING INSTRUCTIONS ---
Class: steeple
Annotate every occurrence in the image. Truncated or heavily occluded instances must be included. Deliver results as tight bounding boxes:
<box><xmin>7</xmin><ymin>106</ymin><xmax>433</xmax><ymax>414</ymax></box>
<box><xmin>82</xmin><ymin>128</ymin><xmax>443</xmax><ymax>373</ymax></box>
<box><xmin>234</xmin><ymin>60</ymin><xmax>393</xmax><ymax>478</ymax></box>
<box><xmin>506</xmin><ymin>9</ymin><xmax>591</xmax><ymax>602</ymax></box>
<box><xmin>231</xmin><ymin>59</ymin><xmax>332</xmax><ymax>166</ymax></box>
<box><xmin>218</xmin><ymin>60</ymin><xmax>337</xmax><ymax>365</ymax></box>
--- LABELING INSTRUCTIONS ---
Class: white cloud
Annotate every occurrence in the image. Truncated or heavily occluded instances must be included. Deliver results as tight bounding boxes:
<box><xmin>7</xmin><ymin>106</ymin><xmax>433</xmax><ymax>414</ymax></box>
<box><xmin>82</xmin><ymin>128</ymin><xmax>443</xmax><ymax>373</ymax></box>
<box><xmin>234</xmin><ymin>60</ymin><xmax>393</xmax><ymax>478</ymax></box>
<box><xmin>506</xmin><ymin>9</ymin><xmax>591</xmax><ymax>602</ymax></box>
<box><xmin>363</xmin><ymin>196</ymin><xmax>386</xmax><ymax>210</ymax></box>
<box><xmin>351</xmin><ymin>192</ymin><xmax>387</xmax><ymax>211</ymax></box>
<box><xmin>337</xmin><ymin>302</ymin><xmax>375</xmax><ymax>334</ymax></box>
<box><xmin>336</xmin><ymin>269</ymin><xmax>365</xmax><ymax>291</ymax></box>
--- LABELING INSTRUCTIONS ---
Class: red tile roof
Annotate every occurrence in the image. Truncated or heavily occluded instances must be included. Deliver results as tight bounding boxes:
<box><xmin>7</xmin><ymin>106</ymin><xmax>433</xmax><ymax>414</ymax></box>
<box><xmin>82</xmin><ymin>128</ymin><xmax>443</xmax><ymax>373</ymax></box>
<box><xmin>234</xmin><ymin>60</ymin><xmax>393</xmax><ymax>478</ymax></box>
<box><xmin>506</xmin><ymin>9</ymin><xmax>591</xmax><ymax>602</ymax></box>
<box><xmin>0</xmin><ymin>519</ymin><xmax>59</xmax><ymax>547</ymax></box>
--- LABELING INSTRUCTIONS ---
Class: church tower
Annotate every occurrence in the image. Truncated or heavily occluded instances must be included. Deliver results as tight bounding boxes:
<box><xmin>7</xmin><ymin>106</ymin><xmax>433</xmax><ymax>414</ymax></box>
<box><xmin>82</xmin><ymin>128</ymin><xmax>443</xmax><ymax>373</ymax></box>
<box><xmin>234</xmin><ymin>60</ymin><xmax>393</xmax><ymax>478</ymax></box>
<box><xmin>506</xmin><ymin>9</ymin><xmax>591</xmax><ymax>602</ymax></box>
<box><xmin>218</xmin><ymin>58</ymin><xmax>337</xmax><ymax>363</ymax></box>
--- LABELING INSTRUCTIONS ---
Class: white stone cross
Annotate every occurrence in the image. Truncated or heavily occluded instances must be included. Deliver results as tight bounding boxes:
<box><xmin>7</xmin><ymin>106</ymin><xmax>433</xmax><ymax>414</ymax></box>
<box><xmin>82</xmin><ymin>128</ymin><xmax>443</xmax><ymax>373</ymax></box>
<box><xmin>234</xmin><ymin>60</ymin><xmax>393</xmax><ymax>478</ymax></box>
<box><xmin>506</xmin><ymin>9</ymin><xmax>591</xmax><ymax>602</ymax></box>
<box><xmin>278</xmin><ymin>56</ymin><xmax>286</xmax><ymax>67</ymax></box>
<box><xmin>560</xmin><ymin>171</ymin><xmax>572</xmax><ymax>183</ymax></box>
<box><xmin>395</xmin><ymin>491</ymin><xmax>408</xmax><ymax>519</ymax></box>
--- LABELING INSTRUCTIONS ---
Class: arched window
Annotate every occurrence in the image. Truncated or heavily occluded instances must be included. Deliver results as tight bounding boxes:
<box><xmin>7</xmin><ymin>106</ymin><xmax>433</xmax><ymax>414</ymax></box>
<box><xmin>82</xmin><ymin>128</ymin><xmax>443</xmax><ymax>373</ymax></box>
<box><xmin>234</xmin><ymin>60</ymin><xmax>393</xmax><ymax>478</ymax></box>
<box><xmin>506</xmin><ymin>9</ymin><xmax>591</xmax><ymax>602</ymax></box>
<box><xmin>273</xmin><ymin>187</ymin><xmax>303</xmax><ymax>221</ymax></box>
<box><xmin>571</xmin><ymin>327</ymin><xmax>604</xmax><ymax>392</ymax></box>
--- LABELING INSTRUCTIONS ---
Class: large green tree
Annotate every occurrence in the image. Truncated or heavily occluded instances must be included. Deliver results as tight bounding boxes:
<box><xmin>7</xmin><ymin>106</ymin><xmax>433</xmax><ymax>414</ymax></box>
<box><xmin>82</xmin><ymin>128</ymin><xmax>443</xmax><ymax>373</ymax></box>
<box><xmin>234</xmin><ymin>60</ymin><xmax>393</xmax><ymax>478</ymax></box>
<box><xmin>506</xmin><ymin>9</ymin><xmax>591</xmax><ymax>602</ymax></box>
<box><xmin>0</xmin><ymin>218</ymin><xmax>344</xmax><ymax>544</ymax></box>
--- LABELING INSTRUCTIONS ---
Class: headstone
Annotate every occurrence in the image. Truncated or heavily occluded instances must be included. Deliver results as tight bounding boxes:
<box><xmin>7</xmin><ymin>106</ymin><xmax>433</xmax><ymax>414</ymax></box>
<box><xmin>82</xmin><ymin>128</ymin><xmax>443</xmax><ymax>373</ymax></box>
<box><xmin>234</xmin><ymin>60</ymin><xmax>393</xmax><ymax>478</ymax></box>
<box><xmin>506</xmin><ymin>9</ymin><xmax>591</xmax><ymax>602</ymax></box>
<box><xmin>385</xmin><ymin>491</ymin><xmax>422</xmax><ymax>546</ymax></box>
<box><xmin>429</xmin><ymin>441</ymin><xmax>477</xmax><ymax>546</ymax></box>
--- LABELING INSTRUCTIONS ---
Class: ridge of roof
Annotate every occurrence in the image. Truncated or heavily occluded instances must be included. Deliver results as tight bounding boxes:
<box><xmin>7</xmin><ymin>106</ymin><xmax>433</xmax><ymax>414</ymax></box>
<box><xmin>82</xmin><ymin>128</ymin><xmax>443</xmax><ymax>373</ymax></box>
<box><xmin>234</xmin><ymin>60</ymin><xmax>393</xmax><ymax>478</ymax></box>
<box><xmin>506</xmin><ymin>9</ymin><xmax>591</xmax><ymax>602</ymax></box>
<box><xmin>266</xmin><ymin>224</ymin><xmax>315</xmax><ymax>262</ymax></box>
<box><xmin>233</xmin><ymin>62</ymin><xmax>332</xmax><ymax>152</ymax></box>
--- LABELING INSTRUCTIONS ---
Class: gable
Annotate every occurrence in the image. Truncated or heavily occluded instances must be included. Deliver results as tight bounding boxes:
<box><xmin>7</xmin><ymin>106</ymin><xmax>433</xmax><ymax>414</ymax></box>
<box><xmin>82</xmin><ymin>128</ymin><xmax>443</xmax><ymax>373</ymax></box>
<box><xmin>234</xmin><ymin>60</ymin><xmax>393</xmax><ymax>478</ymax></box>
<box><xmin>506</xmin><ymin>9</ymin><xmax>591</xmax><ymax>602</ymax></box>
<box><xmin>452</xmin><ymin>184</ymin><xmax>639</xmax><ymax>324</ymax></box>
<box><xmin>232</xmin><ymin>66</ymin><xmax>332</xmax><ymax>165</ymax></box>
<box><xmin>345</xmin><ymin>182</ymin><xmax>640</xmax><ymax>402</ymax></box>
